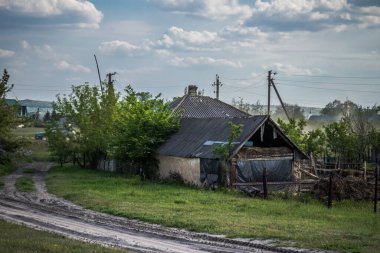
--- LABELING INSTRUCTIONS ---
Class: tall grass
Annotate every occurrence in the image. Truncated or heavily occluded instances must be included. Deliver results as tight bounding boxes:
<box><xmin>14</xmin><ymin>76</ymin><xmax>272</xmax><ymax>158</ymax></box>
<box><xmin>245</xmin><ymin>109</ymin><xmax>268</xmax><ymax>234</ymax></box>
<box><xmin>47</xmin><ymin>164</ymin><xmax>380</xmax><ymax>252</ymax></box>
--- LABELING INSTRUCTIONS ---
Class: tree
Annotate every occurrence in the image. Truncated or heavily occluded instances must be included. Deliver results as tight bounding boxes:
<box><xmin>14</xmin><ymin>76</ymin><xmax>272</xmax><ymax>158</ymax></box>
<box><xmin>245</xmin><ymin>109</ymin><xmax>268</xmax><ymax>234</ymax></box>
<box><xmin>0</xmin><ymin>69</ymin><xmax>18</xmax><ymax>160</ymax></box>
<box><xmin>277</xmin><ymin>118</ymin><xmax>326</xmax><ymax>157</ymax></box>
<box><xmin>277</xmin><ymin>118</ymin><xmax>306</xmax><ymax>150</ymax></box>
<box><xmin>112</xmin><ymin>85</ymin><xmax>180</xmax><ymax>179</ymax></box>
<box><xmin>321</xmin><ymin>99</ymin><xmax>358</xmax><ymax>116</ymax></box>
<box><xmin>213</xmin><ymin>121</ymin><xmax>243</xmax><ymax>186</ymax></box>
<box><xmin>232</xmin><ymin>97</ymin><xmax>250</xmax><ymax>113</ymax></box>
<box><xmin>324</xmin><ymin>119</ymin><xmax>356</xmax><ymax>159</ymax></box>
<box><xmin>48</xmin><ymin>81</ymin><xmax>118</xmax><ymax>168</ymax></box>
<box><xmin>275</xmin><ymin>103</ymin><xmax>304</xmax><ymax>120</ymax></box>
<box><xmin>213</xmin><ymin>121</ymin><xmax>243</xmax><ymax>162</ymax></box>
<box><xmin>43</xmin><ymin>110</ymin><xmax>51</xmax><ymax>123</ymax></box>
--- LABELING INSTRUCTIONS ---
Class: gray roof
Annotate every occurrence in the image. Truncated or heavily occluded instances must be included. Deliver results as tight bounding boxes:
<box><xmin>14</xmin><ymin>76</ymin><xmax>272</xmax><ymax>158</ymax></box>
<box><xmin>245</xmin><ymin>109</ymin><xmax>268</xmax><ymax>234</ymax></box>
<box><xmin>158</xmin><ymin>116</ymin><xmax>308</xmax><ymax>160</ymax></box>
<box><xmin>170</xmin><ymin>94</ymin><xmax>250</xmax><ymax>118</ymax></box>
<box><xmin>158</xmin><ymin>116</ymin><xmax>266</xmax><ymax>159</ymax></box>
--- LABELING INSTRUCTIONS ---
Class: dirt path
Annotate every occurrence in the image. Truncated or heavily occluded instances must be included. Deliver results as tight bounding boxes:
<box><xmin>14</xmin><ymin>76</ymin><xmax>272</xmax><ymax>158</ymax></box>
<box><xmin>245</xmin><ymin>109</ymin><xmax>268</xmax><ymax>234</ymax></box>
<box><xmin>0</xmin><ymin>162</ymin><xmax>327</xmax><ymax>253</ymax></box>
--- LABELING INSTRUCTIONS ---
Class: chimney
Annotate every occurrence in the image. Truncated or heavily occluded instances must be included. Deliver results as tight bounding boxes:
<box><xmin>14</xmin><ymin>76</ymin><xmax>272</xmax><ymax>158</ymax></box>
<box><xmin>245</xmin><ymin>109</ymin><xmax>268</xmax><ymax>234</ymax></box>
<box><xmin>187</xmin><ymin>85</ymin><xmax>198</xmax><ymax>96</ymax></box>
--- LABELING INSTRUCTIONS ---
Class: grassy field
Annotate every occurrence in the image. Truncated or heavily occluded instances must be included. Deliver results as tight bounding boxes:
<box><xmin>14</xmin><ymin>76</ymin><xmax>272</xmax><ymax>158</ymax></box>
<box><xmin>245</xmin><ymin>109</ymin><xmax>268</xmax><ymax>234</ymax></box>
<box><xmin>12</xmin><ymin>127</ymin><xmax>45</xmax><ymax>138</ymax></box>
<box><xmin>47</xmin><ymin>164</ymin><xmax>380</xmax><ymax>253</ymax></box>
<box><xmin>0</xmin><ymin>162</ymin><xmax>16</xmax><ymax>189</ymax></box>
<box><xmin>16</xmin><ymin>176</ymin><xmax>36</xmax><ymax>192</ymax></box>
<box><xmin>0</xmin><ymin>220</ymin><xmax>131</xmax><ymax>253</ymax></box>
<box><xmin>12</xmin><ymin>127</ymin><xmax>51</xmax><ymax>161</ymax></box>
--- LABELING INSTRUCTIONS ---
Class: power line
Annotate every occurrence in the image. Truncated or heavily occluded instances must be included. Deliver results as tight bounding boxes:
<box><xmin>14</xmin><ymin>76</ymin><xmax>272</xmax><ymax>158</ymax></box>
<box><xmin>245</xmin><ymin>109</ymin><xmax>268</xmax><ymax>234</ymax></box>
<box><xmin>278</xmin><ymin>83</ymin><xmax>380</xmax><ymax>93</ymax></box>
<box><xmin>287</xmin><ymin>74</ymin><xmax>380</xmax><ymax>79</ymax></box>
<box><xmin>220</xmin><ymin>72</ymin><xmax>267</xmax><ymax>81</ymax></box>
<box><xmin>277</xmin><ymin>79</ymin><xmax>380</xmax><ymax>86</ymax></box>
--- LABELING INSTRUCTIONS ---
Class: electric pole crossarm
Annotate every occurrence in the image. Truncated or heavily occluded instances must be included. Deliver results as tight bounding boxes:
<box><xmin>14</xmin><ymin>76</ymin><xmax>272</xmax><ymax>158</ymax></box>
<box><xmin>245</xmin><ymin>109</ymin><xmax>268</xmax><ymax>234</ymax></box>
<box><xmin>271</xmin><ymin>80</ymin><xmax>290</xmax><ymax>121</ymax></box>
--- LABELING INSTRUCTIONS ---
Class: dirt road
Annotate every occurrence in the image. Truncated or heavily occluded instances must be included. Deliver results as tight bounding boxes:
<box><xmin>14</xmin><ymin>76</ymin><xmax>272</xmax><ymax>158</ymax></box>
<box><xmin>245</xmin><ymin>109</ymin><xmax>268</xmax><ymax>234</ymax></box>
<box><xmin>0</xmin><ymin>162</ymin><xmax>325</xmax><ymax>253</ymax></box>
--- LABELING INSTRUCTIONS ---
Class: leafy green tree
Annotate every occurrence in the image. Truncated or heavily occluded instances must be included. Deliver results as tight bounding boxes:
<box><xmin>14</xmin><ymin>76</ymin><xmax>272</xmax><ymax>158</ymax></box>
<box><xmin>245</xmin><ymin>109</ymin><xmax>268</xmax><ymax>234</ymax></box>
<box><xmin>324</xmin><ymin>119</ymin><xmax>356</xmax><ymax>158</ymax></box>
<box><xmin>49</xmin><ymin>81</ymin><xmax>118</xmax><ymax>168</ymax></box>
<box><xmin>0</xmin><ymin>69</ymin><xmax>18</xmax><ymax>160</ymax></box>
<box><xmin>321</xmin><ymin>99</ymin><xmax>358</xmax><ymax>116</ymax></box>
<box><xmin>277</xmin><ymin>118</ymin><xmax>326</xmax><ymax>157</ymax></box>
<box><xmin>112</xmin><ymin>85</ymin><xmax>180</xmax><ymax>179</ymax></box>
<box><xmin>275</xmin><ymin>103</ymin><xmax>304</xmax><ymax>120</ymax></box>
<box><xmin>213</xmin><ymin>121</ymin><xmax>243</xmax><ymax>162</ymax></box>
<box><xmin>277</xmin><ymin>118</ymin><xmax>306</xmax><ymax>150</ymax></box>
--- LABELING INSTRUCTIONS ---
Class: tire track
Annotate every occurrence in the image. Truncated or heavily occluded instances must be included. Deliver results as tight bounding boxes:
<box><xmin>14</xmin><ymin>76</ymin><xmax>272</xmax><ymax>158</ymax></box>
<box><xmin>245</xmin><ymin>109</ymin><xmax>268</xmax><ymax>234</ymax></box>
<box><xmin>0</xmin><ymin>162</ymin><xmax>329</xmax><ymax>253</ymax></box>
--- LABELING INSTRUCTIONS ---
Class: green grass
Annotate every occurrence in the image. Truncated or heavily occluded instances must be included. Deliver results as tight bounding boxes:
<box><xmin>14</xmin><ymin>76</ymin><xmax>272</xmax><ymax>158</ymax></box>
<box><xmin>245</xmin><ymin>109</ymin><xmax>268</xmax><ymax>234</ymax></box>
<box><xmin>12</xmin><ymin>127</ymin><xmax>52</xmax><ymax>161</ymax></box>
<box><xmin>47</xmin><ymin>164</ymin><xmax>380</xmax><ymax>253</ymax></box>
<box><xmin>23</xmin><ymin>168</ymin><xmax>35</xmax><ymax>174</ymax></box>
<box><xmin>0</xmin><ymin>162</ymin><xmax>15</xmax><ymax>189</ymax></box>
<box><xmin>0</xmin><ymin>162</ymin><xmax>16</xmax><ymax>177</ymax></box>
<box><xmin>12</xmin><ymin>127</ymin><xmax>45</xmax><ymax>138</ymax></box>
<box><xmin>15</xmin><ymin>176</ymin><xmax>36</xmax><ymax>192</ymax></box>
<box><xmin>0</xmin><ymin>220</ymin><xmax>131</xmax><ymax>253</ymax></box>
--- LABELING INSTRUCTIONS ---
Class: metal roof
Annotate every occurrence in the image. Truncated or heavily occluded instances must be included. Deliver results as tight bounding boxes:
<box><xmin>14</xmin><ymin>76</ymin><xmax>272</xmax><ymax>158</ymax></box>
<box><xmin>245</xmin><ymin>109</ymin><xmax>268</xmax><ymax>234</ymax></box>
<box><xmin>157</xmin><ymin>116</ymin><xmax>268</xmax><ymax>159</ymax></box>
<box><xmin>157</xmin><ymin>116</ymin><xmax>308</xmax><ymax>160</ymax></box>
<box><xmin>170</xmin><ymin>95</ymin><xmax>250</xmax><ymax>118</ymax></box>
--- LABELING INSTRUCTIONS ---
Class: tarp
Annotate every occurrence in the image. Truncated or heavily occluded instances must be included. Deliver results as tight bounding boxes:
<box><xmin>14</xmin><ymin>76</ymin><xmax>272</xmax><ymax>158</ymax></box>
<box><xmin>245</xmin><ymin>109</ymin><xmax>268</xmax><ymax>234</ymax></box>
<box><xmin>237</xmin><ymin>159</ymin><xmax>292</xmax><ymax>191</ymax></box>
<box><xmin>200</xmin><ymin>158</ymin><xmax>219</xmax><ymax>186</ymax></box>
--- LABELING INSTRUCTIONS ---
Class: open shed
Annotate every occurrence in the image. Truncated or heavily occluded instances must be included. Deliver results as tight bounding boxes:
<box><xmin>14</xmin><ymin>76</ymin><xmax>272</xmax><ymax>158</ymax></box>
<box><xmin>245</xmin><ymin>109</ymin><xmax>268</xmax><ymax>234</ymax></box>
<box><xmin>157</xmin><ymin>116</ymin><xmax>308</xmax><ymax>187</ymax></box>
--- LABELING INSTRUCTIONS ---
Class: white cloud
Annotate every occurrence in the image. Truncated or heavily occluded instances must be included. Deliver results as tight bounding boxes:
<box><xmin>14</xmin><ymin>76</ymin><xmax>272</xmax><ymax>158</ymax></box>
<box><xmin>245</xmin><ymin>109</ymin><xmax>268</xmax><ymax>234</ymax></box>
<box><xmin>0</xmin><ymin>48</ymin><xmax>15</xmax><ymax>58</ymax></box>
<box><xmin>246</xmin><ymin>0</ymin><xmax>380</xmax><ymax>31</ymax></box>
<box><xmin>157</xmin><ymin>26</ymin><xmax>219</xmax><ymax>50</ymax></box>
<box><xmin>270</xmin><ymin>63</ymin><xmax>322</xmax><ymax>76</ymax></box>
<box><xmin>98</xmin><ymin>40</ymin><xmax>151</xmax><ymax>55</ymax></box>
<box><xmin>156</xmin><ymin>50</ymin><xmax>242</xmax><ymax>68</ymax></box>
<box><xmin>54</xmin><ymin>60</ymin><xmax>91</xmax><ymax>73</ymax></box>
<box><xmin>153</xmin><ymin>0</ymin><xmax>252</xmax><ymax>20</ymax></box>
<box><xmin>0</xmin><ymin>0</ymin><xmax>103</xmax><ymax>28</ymax></box>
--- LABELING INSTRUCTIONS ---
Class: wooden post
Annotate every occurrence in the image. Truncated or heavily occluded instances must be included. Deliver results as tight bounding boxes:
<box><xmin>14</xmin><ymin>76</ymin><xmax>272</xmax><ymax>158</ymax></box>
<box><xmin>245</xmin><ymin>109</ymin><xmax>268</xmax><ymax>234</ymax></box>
<box><xmin>230</xmin><ymin>158</ymin><xmax>237</xmax><ymax>188</ymax></box>
<box><xmin>328</xmin><ymin>173</ymin><xmax>333</xmax><ymax>209</ymax></box>
<box><xmin>364</xmin><ymin>161</ymin><xmax>367</xmax><ymax>181</ymax></box>
<box><xmin>263</xmin><ymin>168</ymin><xmax>268</xmax><ymax>199</ymax></box>
<box><xmin>374</xmin><ymin>164</ymin><xmax>378</xmax><ymax>213</ymax></box>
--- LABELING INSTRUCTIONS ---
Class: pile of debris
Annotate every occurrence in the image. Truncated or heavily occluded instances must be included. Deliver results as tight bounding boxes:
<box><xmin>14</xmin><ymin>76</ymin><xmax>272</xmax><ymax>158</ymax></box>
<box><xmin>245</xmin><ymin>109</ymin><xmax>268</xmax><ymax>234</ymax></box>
<box><xmin>312</xmin><ymin>175</ymin><xmax>374</xmax><ymax>201</ymax></box>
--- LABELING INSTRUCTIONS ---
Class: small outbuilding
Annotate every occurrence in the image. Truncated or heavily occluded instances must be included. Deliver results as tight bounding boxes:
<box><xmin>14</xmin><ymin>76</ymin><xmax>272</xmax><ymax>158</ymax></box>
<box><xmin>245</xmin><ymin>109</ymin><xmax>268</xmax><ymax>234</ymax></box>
<box><xmin>158</xmin><ymin>85</ymin><xmax>309</xmax><ymax>188</ymax></box>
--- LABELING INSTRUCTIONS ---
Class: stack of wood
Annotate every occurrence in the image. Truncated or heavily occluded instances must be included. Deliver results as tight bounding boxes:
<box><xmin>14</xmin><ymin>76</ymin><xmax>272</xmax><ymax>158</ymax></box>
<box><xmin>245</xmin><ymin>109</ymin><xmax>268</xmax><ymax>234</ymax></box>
<box><xmin>312</xmin><ymin>175</ymin><xmax>374</xmax><ymax>201</ymax></box>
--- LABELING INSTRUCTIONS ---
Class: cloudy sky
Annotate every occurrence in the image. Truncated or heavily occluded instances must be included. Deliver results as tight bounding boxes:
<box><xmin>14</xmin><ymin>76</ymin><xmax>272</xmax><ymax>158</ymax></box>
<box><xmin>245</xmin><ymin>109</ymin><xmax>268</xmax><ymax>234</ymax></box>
<box><xmin>1</xmin><ymin>0</ymin><xmax>380</xmax><ymax>108</ymax></box>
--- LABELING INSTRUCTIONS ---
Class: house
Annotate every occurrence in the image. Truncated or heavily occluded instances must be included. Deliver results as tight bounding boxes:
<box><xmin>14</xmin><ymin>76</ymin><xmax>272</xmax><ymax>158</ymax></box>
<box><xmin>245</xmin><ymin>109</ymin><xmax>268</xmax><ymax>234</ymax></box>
<box><xmin>5</xmin><ymin>99</ymin><xmax>27</xmax><ymax>116</ymax></box>
<box><xmin>157</xmin><ymin>85</ymin><xmax>308</xmax><ymax>187</ymax></box>
<box><xmin>170</xmin><ymin>85</ymin><xmax>250</xmax><ymax>118</ymax></box>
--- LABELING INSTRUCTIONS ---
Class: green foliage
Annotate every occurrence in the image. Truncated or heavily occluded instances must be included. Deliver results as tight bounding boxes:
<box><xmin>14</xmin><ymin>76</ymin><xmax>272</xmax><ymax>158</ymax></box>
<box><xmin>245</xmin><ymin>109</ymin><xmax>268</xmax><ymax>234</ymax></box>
<box><xmin>15</xmin><ymin>176</ymin><xmax>35</xmax><ymax>192</ymax></box>
<box><xmin>213</xmin><ymin>121</ymin><xmax>243</xmax><ymax>161</ymax></box>
<box><xmin>0</xmin><ymin>69</ymin><xmax>19</xmax><ymax>158</ymax></box>
<box><xmin>0</xmin><ymin>162</ymin><xmax>16</xmax><ymax>177</ymax></box>
<box><xmin>275</xmin><ymin>103</ymin><xmax>305</xmax><ymax>119</ymax></box>
<box><xmin>48</xmin><ymin>81</ymin><xmax>118</xmax><ymax>168</ymax></box>
<box><xmin>277</xmin><ymin>118</ymin><xmax>326</xmax><ymax>157</ymax></box>
<box><xmin>112</xmin><ymin>85</ymin><xmax>180</xmax><ymax>178</ymax></box>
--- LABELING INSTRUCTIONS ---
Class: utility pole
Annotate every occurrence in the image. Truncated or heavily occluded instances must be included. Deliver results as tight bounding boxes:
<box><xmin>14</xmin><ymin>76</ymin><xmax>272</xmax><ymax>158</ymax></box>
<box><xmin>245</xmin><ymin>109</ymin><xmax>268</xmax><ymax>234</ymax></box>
<box><xmin>212</xmin><ymin>74</ymin><xmax>222</xmax><ymax>100</ymax></box>
<box><xmin>267</xmin><ymin>70</ymin><xmax>272</xmax><ymax>116</ymax></box>
<box><xmin>106</xmin><ymin>72</ymin><xmax>116</xmax><ymax>86</ymax></box>
<box><xmin>267</xmin><ymin>70</ymin><xmax>290</xmax><ymax>121</ymax></box>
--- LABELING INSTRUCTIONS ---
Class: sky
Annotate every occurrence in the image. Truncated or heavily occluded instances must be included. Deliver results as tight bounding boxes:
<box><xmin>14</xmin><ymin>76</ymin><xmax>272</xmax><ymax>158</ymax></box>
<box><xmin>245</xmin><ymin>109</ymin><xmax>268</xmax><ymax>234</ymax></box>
<box><xmin>1</xmin><ymin>0</ymin><xmax>380</xmax><ymax>108</ymax></box>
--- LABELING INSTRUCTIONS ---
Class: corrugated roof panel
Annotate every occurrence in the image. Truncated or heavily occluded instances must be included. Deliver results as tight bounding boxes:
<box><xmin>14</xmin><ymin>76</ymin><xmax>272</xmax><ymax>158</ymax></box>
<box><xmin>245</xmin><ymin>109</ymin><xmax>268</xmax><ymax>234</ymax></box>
<box><xmin>170</xmin><ymin>95</ymin><xmax>250</xmax><ymax>118</ymax></box>
<box><xmin>157</xmin><ymin>116</ymin><xmax>267</xmax><ymax>158</ymax></box>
